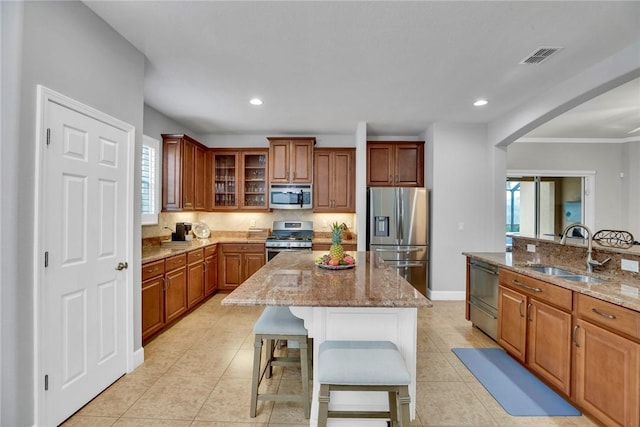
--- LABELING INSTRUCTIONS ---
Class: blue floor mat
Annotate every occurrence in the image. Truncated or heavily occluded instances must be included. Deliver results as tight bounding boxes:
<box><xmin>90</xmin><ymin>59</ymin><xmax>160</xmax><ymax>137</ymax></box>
<box><xmin>452</xmin><ymin>348</ymin><xmax>581</xmax><ymax>416</ymax></box>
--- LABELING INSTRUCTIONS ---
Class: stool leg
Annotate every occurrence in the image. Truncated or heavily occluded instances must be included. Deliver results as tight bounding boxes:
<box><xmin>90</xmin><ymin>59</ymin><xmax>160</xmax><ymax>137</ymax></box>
<box><xmin>318</xmin><ymin>384</ymin><xmax>330</xmax><ymax>427</ymax></box>
<box><xmin>299</xmin><ymin>337</ymin><xmax>310</xmax><ymax>419</ymax></box>
<box><xmin>265</xmin><ymin>338</ymin><xmax>274</xmax><ymax>378</ymax></box>
<box><xmin>307</xmin><ymin>337</ymin><xmax>313</xmax><ymax>380</ymax></box>
<box><xmin>388</xmin><ymin>389</ymin><xmax>398</xmax><ymax>426</ymax></box>
<box><xmin>250</xmin><ymin>335</ymin><xmax>263</xmax><ymax>417</ymax></box>
<box><xmin>397</xmin><ymin>385</ymin><xmax>411</xmax><ymax>427</ymax></box>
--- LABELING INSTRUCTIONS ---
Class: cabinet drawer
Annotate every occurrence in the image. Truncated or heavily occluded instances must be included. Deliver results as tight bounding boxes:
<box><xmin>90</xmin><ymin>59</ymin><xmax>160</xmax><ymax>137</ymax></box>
<box><xmin>222</xmin><ymin>243</ymin><xmax>264</xmax><ymax>253</ymax></box>
<box><xmin>142</xmin><ymin>259</ymin><xmax>165</xmax><ymax>281</ymax></box>
<box><xmin>187</xmin><ymin>248</ymin><xmax>204</xmax><ymax>264</ymax></box>
<box><xmin>165</xmin><ymin>253</ymin><xmax>186</xmax><ymax>271</ymax></box>
<box><xmin>204</xmin><ymin>244</ymin><xmax>217</xmax><ymax>257</ymax></box>
<box><xmin>500</xmin><ymin>269</ymin><xmax>572</xmax><ymax>311</ymax></box>
<box><xmin>576</xmin><ymin>293</ymin><xmax>640</xmax><ymax>340</ymax></box>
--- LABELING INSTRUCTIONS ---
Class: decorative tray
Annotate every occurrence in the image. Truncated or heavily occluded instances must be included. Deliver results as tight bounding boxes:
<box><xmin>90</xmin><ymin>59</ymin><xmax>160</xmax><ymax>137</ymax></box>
<box><xmin>315</xmin><ymin>263</ymin><xmax>356</xmax><ymax>270</ymax></box>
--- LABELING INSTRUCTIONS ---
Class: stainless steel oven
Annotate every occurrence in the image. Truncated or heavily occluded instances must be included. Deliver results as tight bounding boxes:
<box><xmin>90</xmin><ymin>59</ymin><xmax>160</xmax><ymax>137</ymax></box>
<box><xmin>265</xmin><ymin>220</ymin><xmax>313</xmax><ymax>261</ymax></box>
<box><xmin>266</xmin><ymin>247</ymin><xmax>312</xmax><ymax>262</ymax></box>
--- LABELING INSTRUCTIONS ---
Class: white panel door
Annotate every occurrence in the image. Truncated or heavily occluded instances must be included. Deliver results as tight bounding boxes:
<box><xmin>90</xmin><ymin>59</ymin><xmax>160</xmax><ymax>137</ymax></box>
<box><xmin>43</xmin><ymin>100</ymin><xmax>129</xmax><ymax>426</ymax></box>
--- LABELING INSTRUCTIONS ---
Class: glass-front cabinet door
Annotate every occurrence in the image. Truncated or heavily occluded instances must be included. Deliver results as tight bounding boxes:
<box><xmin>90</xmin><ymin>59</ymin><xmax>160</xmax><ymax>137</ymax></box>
<box><xmin>212</xmin><ymin>152</ymin><xmax>238</xmax><ymax>209</ymax></box>
<box><xmin>241</xmin><ymin>151</ymin><xmax>268</xmax><ymax>210</ymax></box>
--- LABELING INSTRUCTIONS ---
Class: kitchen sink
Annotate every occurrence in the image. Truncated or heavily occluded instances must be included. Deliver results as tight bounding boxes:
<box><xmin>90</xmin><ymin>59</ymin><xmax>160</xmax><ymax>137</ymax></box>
<box><xmin>525</xmin><ymin>265</ymin><xmax>606</xmax><ymax>284</ymax></box>
<box><xmin>527</xmin><ymin>266</ymin><xmax>574</xmax><ymax>276</ymax></box>
<box><xmin>557</xmin><ymin>275</ymin><xmax>606</xmax><ymax>284</ymax></box>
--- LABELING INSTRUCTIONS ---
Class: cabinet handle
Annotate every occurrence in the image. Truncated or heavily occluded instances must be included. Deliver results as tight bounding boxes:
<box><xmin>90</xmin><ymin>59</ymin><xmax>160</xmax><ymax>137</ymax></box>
<box><xmin>518</xmin><ymin>300</ymin><xmax>525</xmax><ymax>318</ymax></box>
<box><xmin>573</xmin><ymin>324</ymin><xmax>580</xmax><ymax>347</ymax></box>
<box><xmin>512</xmin><ymin>279</ymin><xmax>542</xmax><ymax>292</ymax></box>
<box><xmin>161</xmin><ymin>277</ymin><xmax>166</xmax><ymax>292</ymax></box>
<box><xmin>592</xmin><ymin>308</ymin><xmax>616</xmax><ymax>320</ymax></box>
<box><xmin>527</xmin><ymin>303</ymin><xmax>533</xmax><ymax>321</ymax></box>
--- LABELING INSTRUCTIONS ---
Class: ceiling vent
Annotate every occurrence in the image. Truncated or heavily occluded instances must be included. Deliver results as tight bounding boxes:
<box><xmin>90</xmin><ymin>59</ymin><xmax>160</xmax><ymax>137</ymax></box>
<box><xmin>520</xmin><ymin>47</ymin><xmax>563</xmax><ymax>64</ymax></box>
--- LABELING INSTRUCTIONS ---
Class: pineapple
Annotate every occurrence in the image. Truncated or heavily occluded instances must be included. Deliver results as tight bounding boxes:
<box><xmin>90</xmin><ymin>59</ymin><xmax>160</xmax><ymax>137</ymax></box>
<box><xmin>330</xmin><ymin>222</ymin><xmax>344</xmax><ymax>261</ymax></box>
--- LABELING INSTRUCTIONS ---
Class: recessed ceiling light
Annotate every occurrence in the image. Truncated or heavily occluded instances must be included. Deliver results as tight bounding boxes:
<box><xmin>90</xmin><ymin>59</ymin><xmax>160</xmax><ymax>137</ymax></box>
<box><xmin>249</xmin><ymin>98</ymin><xmax>263</xmax><ymax>106</ymax></box>
<box><xmin>473</xmin><ymin>99</ymin><xmax>488</xmax><ymax>107</ymax></box>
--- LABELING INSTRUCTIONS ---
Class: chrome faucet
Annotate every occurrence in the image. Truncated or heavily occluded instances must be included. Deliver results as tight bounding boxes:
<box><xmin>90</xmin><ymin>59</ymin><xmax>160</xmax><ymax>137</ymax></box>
<box><xmin>560</xmin><ymin>223</ymin><xmax>611</xmax><ymax>273</ymax></box>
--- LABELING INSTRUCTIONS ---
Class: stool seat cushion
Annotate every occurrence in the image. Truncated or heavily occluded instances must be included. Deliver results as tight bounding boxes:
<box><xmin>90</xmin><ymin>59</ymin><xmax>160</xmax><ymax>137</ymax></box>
<box><xmin>318</xmin><ymin>340</ymin><xmax>411</xmax><ymax>386</ymax></box>
<box><xmin>253</xmin><ymin>307</ymin><xmax>307</xmax><ymax>336</ymax></box>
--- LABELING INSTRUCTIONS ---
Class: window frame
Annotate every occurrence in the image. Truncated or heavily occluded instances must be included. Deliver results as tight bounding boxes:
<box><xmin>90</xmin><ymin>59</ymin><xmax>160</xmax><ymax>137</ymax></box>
<box><xmin>141</xmin><ymin>134</ymin><xmax>161</xmax><ymax>225</ymax></box>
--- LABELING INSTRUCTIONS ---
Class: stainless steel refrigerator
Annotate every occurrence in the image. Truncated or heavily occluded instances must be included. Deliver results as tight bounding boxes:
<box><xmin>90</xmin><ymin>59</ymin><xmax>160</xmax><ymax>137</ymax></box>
<box><xmin>367</xmin><ymin>187</ymin><xmax>429</xmax><ymax>296</ymax></box>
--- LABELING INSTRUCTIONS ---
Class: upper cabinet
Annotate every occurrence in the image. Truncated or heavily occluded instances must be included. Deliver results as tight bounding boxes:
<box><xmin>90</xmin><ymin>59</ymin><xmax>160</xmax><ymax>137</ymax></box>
<box><xmin>314</xmin><ymin>148</ymin><xmax>355</xmax><ymax>213</ymax></box>
<box><xmin>268</xmin><ymin>137</ymin><xmax>315</xmax><ymax>184</ymax></box>
<box><xmin>209</xmin><ymin>149</ymin><xmax>269</xmax><ymax>211</ymax></box>
<box><xmin>367</xmin><ymin>141</ymin><xmax>424</xmax><ymax>187</ymax></box>
<box><xmin>162</xmin><ymin>134</ymin><xmax>208</xmax><ymax>211</ymax></box>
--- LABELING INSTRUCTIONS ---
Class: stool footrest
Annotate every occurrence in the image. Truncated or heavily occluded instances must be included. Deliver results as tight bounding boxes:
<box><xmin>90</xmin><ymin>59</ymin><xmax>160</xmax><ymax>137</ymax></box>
<box><xmin>327</xmin><ymin>411</ymin><xmax>391</xmax><ymax>419</ymax></box>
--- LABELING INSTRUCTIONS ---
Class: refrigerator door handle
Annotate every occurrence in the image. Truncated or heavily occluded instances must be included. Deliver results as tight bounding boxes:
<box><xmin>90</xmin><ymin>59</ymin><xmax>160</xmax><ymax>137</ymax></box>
<box><xmin>374</xmin><ymin>247</ymin><xmax>422</xmax><ymax>254</ymax></box>
<box><xmin>397</xmin><ymin>188</ymin><xmax>404</xmax><ymax>241</ymax></box>
<box><xmin>391</xmin><ymin>262</ymin><xmax>424</xmax><ymax>268</ymax></box>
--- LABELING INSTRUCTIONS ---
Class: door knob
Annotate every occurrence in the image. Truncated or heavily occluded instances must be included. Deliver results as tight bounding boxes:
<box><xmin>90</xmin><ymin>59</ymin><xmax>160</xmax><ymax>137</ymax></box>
<box><xmin>115</xmin><ymin>262</ymin><xmax>128</xmax><ymax>271</ymax></box>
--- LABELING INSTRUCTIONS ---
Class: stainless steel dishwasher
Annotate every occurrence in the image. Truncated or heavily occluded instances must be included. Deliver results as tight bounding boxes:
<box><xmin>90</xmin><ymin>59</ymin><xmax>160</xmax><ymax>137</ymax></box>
<box><xmin>468</xmin><ymin>259</ymin><xmax>499</xmax><ymax>340</ymax></box>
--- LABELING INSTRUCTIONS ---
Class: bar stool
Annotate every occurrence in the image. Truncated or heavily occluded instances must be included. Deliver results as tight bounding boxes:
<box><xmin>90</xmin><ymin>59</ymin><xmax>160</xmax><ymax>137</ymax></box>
<box><xmin>317</xmin><ymin>340</ymin><xmax>411</xmax><ymax>427</ymax></box>
<box><xmin>250</xmin><ymin>306</ymin><xmax>311</xmax><ymax>418</ymax></box>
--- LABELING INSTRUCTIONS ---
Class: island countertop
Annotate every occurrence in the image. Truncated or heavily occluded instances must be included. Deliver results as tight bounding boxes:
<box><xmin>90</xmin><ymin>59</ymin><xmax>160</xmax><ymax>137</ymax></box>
<box><xmin>222</xmin><ymin>251</ymin><xmax>432</xmax><ymax>308</ymax></box>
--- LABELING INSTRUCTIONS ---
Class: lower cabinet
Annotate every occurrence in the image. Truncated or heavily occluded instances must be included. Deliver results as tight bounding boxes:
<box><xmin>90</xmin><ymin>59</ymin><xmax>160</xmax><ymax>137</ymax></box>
<box><xmin>497</xmin><ymin>270</ymin><xmax>572</xmax><ymax>396</ymax></box>
<box><xmin>574</xmin><ymin>294</ymin><xmax>640</xmax><ymax>427</ymax></box>
<box><xmin>218</xmin><ymin>243</ymin><xmax>265</xmax><ymax>291</ymax></box>
<box><xmin>187</xmin><ymin>248</ymin><xmax>205</xmax><ymax>308</ymax></box>
<box><xmin>142</xmin><ymin>259</ymin><xmax>166</xmax><ymax>342</ymax></box>
<box><xmin>496</xmin><ymin>268</ymin><xmax>640</xmax><ymax>426</ymax></box>
<box><xmin>165</xmin><ymin>254</ymin><xmax>188</xmax><ymax>324</ymax></box>
<box><xmin>142</xmin><ymin>244</ymin><xmax>220</xmax><ymax>343</ymax></box>
<box><xmin>204</xmin><ymin>244</ymin><xmax>218</xmax><ymax>296</ymax></box>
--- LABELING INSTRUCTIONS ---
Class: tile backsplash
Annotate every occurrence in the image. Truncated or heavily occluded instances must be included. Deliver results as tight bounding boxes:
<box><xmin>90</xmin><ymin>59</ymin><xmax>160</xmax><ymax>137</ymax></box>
<box><xmin>143</xmin><ymin>211</ymin><xmax>356</xmax><ymax>239</ymax></box>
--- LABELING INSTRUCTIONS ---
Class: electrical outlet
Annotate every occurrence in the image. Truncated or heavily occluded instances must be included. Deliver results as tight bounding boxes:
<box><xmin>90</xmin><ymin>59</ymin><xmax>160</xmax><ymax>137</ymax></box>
<box><xmin>322</xmin><ymin>220</ymin><xmax>328</xmax><ymax>228</ymax></box>
<box><xmin>527</xmin><ymin>244</ymin><xmax>536</xmax><ymax>253</ymax></box>
<box><xmin>249</xmin><ymin>219</ymin><xmax>256</xmax><ymax>227</ymax></box>
<box><xmin>457</xmin><ymin>222</ymin><xmax>464</xmax><ymax>231</ymax></box>
<box><xmin>621</xmin><ymin>259</ymin><xmax>639</xmax><ymax>272</ymax></box>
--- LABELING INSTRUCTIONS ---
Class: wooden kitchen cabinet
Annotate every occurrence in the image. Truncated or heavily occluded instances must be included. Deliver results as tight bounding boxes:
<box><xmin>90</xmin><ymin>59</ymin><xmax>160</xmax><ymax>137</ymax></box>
<box><xmin>210</xmin><ymin>149</ymin><xmax>269</xmax><ymax>211</ymax></box>
<box><xmin>268</xmin><ymin>137</ymin><xmax>314</xmax><ymax>184</ymax></box>
<box><xmin>218</xmin><ymin>243</ymin><xmax>265</xmax><ymax>291</ymax></box>
<box><xmin>498</xmin><ymin>269</ymin><xmax>573</xmax><ymax>395</ymax></box>
<box><xmin>313</xmin><ymin>148</ymin><xmax>355</xmax><ymax>212</ymax></box>
<box><xmin>573</xmin><ymin>294</ymin><xmax>640</xmax><ymax>427</ymax></box>
<box><xmin>162</xmin><ymin>134</ymin><xmax>208</xmax><ymax>211</ymax></box>
<box><xmin>142</xmin><ymin>259</ymin><xmax>165</xmax><ymax>342</ymax></box>
<box><xmin>186</xmin><ymin>248</ymin><xmax>205</xmax><ymax>308</ymax></box>
<box><xmin>204</xmin><ymin>244</ymin><xmax>218</xmax><ymax>296</ymax></box>
<box><xmin>367</xmin><ymin>141</ymin><xmax>424</xmax><ymax>187</ymax></box>
<box><xmin>164</xmin><ymin>254</ymin><xmax>188</xmax><ymax>324</ymax></box>
<box><xmin>240</xmin><ymin>150</ymin><xmax>268</xmax><ymax>210</ymax></box>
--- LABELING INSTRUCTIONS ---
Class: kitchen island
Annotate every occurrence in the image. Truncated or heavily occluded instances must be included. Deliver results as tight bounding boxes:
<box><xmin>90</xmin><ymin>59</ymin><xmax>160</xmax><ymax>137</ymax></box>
<box><xmin>222</xmin><ymin>251</ymin><xmax>431</xmax><ymax>426</ymax></box>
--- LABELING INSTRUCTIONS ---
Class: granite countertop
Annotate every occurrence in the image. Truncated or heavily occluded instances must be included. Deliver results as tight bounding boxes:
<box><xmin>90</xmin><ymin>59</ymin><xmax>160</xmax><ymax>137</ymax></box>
<box><xmin>142</xmin><ymin>235</ymin><xmax>266</xmax><ymax>263</ymax></box>
<box><xmin>463</xmin><ymin>251</ymin><xmax>640</xmax><ymax>312</ymax></box>
<box><xmin>222</xmin><ymin>251</ymin><xmax>432</xmax><ymax>308</ymax></box>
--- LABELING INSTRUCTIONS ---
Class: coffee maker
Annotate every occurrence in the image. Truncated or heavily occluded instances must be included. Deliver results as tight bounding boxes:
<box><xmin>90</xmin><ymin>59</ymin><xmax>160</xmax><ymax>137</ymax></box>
<box><xmin>172</xmin><ymin>222</ymin><xmax>192</xmax><ymax>241</ymax></box>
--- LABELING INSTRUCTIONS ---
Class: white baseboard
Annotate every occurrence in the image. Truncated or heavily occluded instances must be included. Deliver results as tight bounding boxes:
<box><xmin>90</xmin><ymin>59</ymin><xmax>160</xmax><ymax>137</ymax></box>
<box><xmin>132</xmin><ymin>347</ymin><xmax>145</xmax><ymax>371</ymax></box>
<box><xmin>426</xmin><ymin>289</ymin><xmax>466</xmax><ymax>301</ymax></box>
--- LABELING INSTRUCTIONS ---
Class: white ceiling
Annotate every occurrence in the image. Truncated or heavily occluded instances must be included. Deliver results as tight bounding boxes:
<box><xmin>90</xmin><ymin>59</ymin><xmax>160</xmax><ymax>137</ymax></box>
<box><xmin>84</xmin><ymin>1</ymin><xmax>640</xmax><ymax>137</ymax></box>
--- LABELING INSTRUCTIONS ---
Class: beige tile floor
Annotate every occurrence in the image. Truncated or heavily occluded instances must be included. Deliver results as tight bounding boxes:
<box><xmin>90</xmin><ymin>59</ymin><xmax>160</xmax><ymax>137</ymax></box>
<box><xmin>64</xmin><ymin>295</ymin><xmax>598</xmax><ymax>427</ymax></box>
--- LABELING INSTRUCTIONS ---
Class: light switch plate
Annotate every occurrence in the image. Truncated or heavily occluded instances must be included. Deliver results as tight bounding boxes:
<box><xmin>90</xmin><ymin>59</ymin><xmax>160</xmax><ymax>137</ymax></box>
<box><xmin>621</xmin><ymin>259</ymin><xmax>639</xmax><ymax>272</ymax></box>
<box><xmin>527</xmin><ymin>244</ymin><xmax>536</xmax><ymax>253</ymax></box>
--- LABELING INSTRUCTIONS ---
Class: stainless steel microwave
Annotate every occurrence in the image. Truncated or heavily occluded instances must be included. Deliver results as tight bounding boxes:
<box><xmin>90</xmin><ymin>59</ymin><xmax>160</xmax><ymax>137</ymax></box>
<box><xmin>269</xmin><ymin>184</ymin><xmax>312</xmax><ymax>209</ymax></box>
